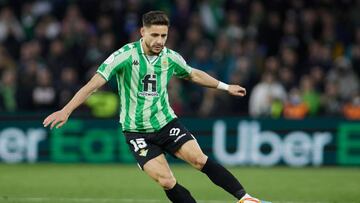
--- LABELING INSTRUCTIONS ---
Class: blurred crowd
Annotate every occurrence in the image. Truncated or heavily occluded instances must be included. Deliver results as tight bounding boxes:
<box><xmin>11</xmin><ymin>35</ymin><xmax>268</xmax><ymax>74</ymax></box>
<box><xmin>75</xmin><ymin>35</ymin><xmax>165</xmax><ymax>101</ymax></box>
<box><xmin>0</xmin><ymin>0</ymin><xmax>359</xmax><ymax>119</ymax></box>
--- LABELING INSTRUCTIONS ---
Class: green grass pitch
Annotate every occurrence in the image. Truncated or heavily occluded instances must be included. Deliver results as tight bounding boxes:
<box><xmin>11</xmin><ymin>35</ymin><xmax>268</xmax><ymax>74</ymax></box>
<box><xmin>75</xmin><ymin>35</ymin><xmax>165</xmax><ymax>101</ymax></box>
<box><xmin>0</xmin><ymin>164</ymin><xmax>359</xmax><ymax>203</ymax></box>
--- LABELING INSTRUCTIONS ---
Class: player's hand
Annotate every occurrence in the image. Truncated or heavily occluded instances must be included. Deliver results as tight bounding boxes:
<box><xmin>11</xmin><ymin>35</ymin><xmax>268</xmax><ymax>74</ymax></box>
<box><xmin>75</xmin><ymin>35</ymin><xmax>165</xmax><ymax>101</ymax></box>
<box><xmin>228</xmin><ymin>85</ymin><xmax>246</xmax><ymax>96</ymax></box>
<box><xmin>43</xmin><ymin>110</ymin><xmax>69</xmax><ymax>129</ymax></box>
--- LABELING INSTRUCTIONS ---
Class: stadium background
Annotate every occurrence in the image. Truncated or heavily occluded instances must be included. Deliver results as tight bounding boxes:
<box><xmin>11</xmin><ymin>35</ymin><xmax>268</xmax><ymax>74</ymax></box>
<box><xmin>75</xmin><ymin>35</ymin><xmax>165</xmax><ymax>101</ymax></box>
<box><xmin>0</xmin><ymin>0</ymin><xmax>359</xmax><ymax>203</ymax></box>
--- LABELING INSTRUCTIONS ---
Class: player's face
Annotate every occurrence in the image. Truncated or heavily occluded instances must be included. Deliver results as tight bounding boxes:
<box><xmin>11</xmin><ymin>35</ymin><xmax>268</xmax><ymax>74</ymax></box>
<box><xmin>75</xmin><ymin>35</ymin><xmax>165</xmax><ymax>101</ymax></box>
<box><xmin>141</xmin><ymin>25</ymin><xmax>168</xmax><ymax>55</ymax></box>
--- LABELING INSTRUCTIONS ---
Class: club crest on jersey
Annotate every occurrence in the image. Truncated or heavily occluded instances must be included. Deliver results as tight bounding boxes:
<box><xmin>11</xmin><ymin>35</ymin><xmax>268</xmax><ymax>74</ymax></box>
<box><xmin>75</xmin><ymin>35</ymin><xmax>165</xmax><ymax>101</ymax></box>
<box><xmin>138</xmin><ymin>74</ymin><xmax>159</xmax><ymax>97</ymax></box>
<box><xmin>139</xmin><ymin>149</ymin><xmax>148</xmax><ymax>157</ymax></box>
<box><xmin>162</xmin><ymin>60</ymin><xmax>168</xmax><ymax>66</ymax></box>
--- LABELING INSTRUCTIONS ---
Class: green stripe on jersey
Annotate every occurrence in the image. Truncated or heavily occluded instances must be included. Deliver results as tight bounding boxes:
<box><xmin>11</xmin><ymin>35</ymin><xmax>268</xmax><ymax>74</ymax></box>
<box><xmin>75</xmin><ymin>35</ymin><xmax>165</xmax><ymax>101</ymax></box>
<box><xmin>134</xmin><ymin>51</ymin><xmax>147</xmax><ymax>130</ymax></box>
<box><xmin>148</xmin><ymin>60</ymin><xmax>162</xmax><ymax>130</ymax></box>
<box><xmin>122</xmin><ymin>55</ymin><xmax>133</xmax><ymax>130</ymax></box>
<box><xmin>128</xmin><ymin>51</ymin><xmax>141</xmax><ymax>130</ymax></box>
<box><xmin>96</xmin><ymin>40</ymin><xmax>192</xmax><ymax>132</ymax></box>
<box><xmin>161</xmin><ymin>61</ymin><xmax>176</xmax><ymax>123</ymax></box>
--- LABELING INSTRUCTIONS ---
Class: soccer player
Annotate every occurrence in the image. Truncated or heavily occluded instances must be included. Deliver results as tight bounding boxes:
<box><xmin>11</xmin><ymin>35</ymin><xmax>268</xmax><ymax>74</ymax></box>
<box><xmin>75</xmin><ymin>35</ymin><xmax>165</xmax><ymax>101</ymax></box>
<box><xmin>43</xmin><ymin>11</ymin><xmax>270</xmax><ymax>203</ymax></box>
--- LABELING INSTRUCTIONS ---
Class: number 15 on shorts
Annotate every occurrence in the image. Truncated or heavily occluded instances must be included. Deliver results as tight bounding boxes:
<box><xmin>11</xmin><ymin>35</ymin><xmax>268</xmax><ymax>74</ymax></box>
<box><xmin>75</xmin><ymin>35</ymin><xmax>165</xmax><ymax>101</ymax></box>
<box><xmin>130</xmin><ymin>138</ymin><xmax>147</xmax><ymax>152</ymax></box>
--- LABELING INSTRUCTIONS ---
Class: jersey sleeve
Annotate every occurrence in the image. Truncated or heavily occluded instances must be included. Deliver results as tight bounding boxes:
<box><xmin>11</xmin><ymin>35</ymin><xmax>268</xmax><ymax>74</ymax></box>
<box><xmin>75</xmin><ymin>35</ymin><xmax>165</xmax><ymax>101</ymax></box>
<box><xmin>96</xmin><ymin>48</ymin><xmax>131</xmax><ymax>81</ymax></box>
<box><xmin>170</xmin><ymin>52</ymin><xmax>192</xmax><ymax>78</ymax></box>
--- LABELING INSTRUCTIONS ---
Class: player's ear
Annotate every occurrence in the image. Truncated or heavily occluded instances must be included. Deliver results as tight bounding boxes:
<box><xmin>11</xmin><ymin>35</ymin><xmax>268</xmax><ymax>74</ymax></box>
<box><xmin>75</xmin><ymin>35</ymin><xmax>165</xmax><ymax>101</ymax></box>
<box><xmin>140</xmin><ymin>27</ymin><xmax>145</xmax><ymax>37</ymax></box>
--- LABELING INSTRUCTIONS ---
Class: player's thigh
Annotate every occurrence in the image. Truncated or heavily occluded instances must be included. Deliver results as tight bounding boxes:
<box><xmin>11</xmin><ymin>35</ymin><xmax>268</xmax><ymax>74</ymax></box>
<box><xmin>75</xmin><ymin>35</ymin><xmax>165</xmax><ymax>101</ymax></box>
<box><xmin>143</xmin><ymin>154</ymin><xmax>176</xmax><ymax>189</ymax></box>
<box><xmin>174</xmin><ymin>139</ymin><xmax>208</xmax><ymax>170</ymax></box>
<box><xmin>125</xmin><ymin>132</ymin><xmax>163</xmax><ymax>170</ymax></box>
<box><xmin>158</xmin><ymin>119</ymin><xmax>196</xmax><ymax>156</ymax></box>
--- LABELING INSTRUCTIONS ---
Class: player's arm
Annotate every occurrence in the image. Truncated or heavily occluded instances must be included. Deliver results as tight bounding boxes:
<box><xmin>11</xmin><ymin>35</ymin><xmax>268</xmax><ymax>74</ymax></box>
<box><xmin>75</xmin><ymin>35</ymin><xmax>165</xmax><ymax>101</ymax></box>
<box><xmin>43</xmin><ymin>73</ymin><xmax>106</xmax><ymax>129</ymax></box>
<box><xmin>186</xmin><ymin>68</ymin><xmax>246</xmax><ymax>97</ymax></box>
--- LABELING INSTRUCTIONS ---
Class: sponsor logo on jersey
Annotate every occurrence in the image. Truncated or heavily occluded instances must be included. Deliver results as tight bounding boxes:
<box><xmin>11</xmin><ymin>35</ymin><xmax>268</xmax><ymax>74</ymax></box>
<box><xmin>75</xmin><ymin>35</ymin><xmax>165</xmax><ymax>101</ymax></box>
<box><xmin>138</xmin><ymin>92</ymin><xmax>159</xmax><ymax>97</ymax></box>
<box><xmin>139</xmin><ymin>74</ymin><xmax>159</xmax><ymax>97</ymax></box>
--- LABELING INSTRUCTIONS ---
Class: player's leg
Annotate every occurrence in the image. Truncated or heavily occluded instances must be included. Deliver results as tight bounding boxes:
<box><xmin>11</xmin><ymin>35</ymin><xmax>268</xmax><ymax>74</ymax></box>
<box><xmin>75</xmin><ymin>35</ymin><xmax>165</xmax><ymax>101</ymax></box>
<box><xmin>124</xmin><ymin>132</ymin><xmax>196</xmax><ymax>203</ymax></box>
<box><xmin>157</xmin><ymin>119</ymin><xmax>270</xmax><ymax>203</ymax></box>
<box><xmin>174</xmin><ymin>140</ymin><xmax>269</xmax><ymax>203</ymax></box>
<box><xmin>158</xmin><ymin>119</ymin><xmax>247</xmax><ymax>200</ymax></box>
<box><xmin>142</xmin><ymin>154</ymin><xmax>196</xmax><ymax>203</ymax></box>
<box><xmin>174</xmin><ymin>139</ymin><xmax>247</xmax><ymax>200</ymax></box>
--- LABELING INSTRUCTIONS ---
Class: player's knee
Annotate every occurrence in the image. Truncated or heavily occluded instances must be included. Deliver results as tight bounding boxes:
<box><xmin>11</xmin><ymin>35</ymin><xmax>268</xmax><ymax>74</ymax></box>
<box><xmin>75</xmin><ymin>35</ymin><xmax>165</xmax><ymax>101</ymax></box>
<box><xmin>192</xmin><ymin>154</ymin><xmax>208</xmax><ymax>170</ymax></box>
<box><xmin>157</xmin><ymin>175</ymin><xmax>176</xmax><ymax>189</ymax></box>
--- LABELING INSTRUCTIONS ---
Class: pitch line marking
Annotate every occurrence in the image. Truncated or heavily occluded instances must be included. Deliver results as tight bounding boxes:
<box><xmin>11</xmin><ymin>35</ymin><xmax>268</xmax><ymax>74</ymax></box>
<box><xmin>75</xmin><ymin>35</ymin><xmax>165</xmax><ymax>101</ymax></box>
<box><xmin>1</xmin><ymin>197</ymin><xmax>329</xmax><ymax>203</ymax></box>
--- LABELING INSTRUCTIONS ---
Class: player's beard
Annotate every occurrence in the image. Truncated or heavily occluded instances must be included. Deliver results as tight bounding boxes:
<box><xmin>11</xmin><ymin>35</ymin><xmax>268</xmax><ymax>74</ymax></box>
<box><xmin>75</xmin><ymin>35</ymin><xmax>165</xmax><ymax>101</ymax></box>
<box><xmin>145</xmin><ymin>40</ymin><xmax>163</xmax><ymax>55</ymax></box>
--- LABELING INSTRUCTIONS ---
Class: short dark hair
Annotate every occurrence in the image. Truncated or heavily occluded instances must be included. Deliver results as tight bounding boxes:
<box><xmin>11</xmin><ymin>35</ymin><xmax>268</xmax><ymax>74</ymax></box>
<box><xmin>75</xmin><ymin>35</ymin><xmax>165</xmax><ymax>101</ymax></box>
<box><xmin>142</xmin><ymin>11</ymin><xmax>170</xmax><ymax>27</ymax></box>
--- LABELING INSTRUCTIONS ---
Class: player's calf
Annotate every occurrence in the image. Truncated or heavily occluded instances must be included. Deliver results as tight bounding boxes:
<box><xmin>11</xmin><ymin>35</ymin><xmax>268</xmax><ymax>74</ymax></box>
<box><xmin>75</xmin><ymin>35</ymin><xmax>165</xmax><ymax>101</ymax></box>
<box><xmin>201</xmin><ymin>158</ymin><xmax>246</xmax><ymax>199</ymax></box>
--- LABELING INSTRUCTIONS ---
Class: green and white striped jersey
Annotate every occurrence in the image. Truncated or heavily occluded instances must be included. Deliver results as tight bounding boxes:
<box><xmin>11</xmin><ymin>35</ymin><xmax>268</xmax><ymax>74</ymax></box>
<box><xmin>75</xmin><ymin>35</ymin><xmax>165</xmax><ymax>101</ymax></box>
<box><xmin>96</xmin><ymin>39</ymin><xmax>192</xmax><ymax>132</ymax></box>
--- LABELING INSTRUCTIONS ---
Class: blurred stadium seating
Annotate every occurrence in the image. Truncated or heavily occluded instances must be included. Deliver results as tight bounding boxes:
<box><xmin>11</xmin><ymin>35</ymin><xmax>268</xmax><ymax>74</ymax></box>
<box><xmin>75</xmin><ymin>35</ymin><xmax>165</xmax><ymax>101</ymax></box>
<box><xmin>0</xmin><ymin>0</ymin><xmax>359</xmax><ymax>119</ymax></box>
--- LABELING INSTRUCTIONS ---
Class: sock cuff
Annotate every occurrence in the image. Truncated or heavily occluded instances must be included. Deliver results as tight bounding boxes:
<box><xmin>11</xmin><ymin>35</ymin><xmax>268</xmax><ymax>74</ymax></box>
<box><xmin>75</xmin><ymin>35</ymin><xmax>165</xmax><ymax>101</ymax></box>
<box><xmin>164</xmin><ymin>182</ymin><xmax>197</xmax><ymax>203</ymax></box>
<box><xmin>200</xmin><ymin>158</ymin><xmax>215</xmax><ymax>173</ymax></box>
<box><xmin>165</xmin><ymin>182</ymin><xmax>179</xmax><ymax>192</ymax></box>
